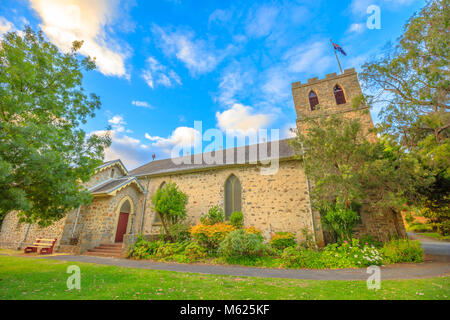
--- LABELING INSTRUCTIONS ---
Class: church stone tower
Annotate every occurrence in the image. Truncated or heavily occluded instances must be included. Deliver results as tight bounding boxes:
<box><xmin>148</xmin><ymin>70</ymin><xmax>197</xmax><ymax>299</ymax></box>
<box><xmin>291</xmin><ymin>68</ymin><xmax>375</xmax><ymax>136</ymax></box>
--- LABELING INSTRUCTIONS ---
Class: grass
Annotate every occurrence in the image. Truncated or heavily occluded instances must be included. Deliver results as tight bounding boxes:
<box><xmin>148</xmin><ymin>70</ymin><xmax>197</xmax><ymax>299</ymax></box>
<box><xmin>0</xmin><ymin>256</ymin><xmax>449</xmax><ymax>300</ymax></box>
<box><xmin>418</xmin><ymin>233</ymin><xmax>450</xmax><ymax>241</ymax></box>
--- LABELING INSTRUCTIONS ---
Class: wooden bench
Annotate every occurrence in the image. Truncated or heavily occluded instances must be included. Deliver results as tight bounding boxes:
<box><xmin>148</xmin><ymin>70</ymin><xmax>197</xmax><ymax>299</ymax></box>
<box><xmin>24</xmin><ymin>238</ymin><xmax>57</xmax><ymax>255</ymax></box>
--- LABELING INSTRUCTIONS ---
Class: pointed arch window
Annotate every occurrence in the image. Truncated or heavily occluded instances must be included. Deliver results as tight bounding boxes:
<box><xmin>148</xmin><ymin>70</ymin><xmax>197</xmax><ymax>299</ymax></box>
<box><xmin>225</xmin><ymin>174</ymin><xmax>242</xmax><ymax>219</ymax></box>
<box><xmin>334</xmin><ymin>85</ymin><xmax>346</xmax><ymax>105</ymax></box>
<box><xmin>309</xmin><ymin>91</ymin><xmax>319</xmax><ymax>110</ymax></box>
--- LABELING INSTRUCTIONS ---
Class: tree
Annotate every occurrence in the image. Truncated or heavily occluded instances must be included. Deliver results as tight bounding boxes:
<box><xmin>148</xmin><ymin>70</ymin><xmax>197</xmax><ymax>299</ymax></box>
<box><xmin>290</xmin><ymin>113</ymin><xmax>420</xmax><ymax>213</ymax></box>
<box><xmin>151</xmin><ymin>182</ymin><xmax>188</xmax><ymax>236</ymax></box>
<box><xmin>0</xmin><ymin>27</ymin><xmax>110</xmax><ymax>226</ymax></box>
<box><xmin>359</xmin><ymin>0</ymin><xmax>449</xmax><ymax>234</ymax></box>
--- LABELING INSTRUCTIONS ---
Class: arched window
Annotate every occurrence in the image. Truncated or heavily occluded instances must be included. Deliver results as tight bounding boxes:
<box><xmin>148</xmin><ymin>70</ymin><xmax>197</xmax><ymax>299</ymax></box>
<box><xmin>153</xmin><ymin>182</ymin><xmax>166</xmax><ymax>224</ymax></box>
<box><xmin>334</xmin><ymin>85</ymin><xmax>346</xmax><ymax>105</ymax></box>
<box><xmin>110</xmin><ymin>168</ymin><xmax>115</xmax><ymax>178</ymax></box>
<box><xmin>225</xmin><ymin>174</ymin><xmax>241</xmax><ymax>219</ymax></box>
<box><xmin>309</xmin><ymin>91</ymin><xmax>319</xmax><ymax>110</ymax></box>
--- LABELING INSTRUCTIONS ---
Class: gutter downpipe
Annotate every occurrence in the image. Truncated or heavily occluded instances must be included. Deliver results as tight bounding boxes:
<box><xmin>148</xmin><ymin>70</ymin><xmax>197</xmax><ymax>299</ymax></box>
<box><xmin>139</xmin><ymin>178</ymin><xmax>151</xmax><ymax>234</ymax></box>
<box><xmin>17</xmin><ymin>223</ymin><xmax>31</xmax><ymax>250</ymax></box>
<box><xmin>300</xmin><ymin>142</ymin><xmax>318</xmax><ymax>247</ymax></box>
<box><xmin>71</xmin><ymin>206</ymin><xmax>82</xmax><ymax>238</ymax></box>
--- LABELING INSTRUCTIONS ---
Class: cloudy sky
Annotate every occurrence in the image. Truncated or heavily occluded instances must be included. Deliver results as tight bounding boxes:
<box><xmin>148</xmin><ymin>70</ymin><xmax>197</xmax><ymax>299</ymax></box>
<box><xmin>0</xmin><ymin>0</ymin><xmax>425</xmax><ymax>169</ymax></box>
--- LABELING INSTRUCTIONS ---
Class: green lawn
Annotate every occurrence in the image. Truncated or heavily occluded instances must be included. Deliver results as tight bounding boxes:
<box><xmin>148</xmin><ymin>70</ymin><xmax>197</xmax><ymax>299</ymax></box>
<box><xmin>0</xmin><ymin>256</ymin><xmax>449</xmax><ymax>300</ymax></box>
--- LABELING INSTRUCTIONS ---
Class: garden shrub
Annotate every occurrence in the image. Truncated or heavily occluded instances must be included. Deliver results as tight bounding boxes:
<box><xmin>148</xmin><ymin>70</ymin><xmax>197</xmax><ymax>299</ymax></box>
<box><xmin>244</xmin><ymin>226</ymin><xmax>262</xmax><ymax>236</ymax></box>
<box><xmin>270</xmin><ymin>232</ymin><xmax>297</xmax><ymax>251</ymax></box>
<box><xmin>280</xmin><ymin>238</ymin><xmax>384</xmax><ymax>269</ymax></box>
<box><xmin>200</xmin><ymin>205</ymin><xmax>225</xmax><ymax>225</ymax></box>
<box><xmin>407</xmin><ymin>223</ymin><xmax>433</xmax><ymax>233</ymax></box>
<box><xmin>153</xmin><ymin>242</ymin><xmax>188</xmax><ymax>260</ymax></box>
<box><xmin>184</xmin><ymin>242</ymin><xmax>207</xmax><ymax>262</ymax></box>
<box><xmin>381</xmin><ymin>239</ymin><xmax>423</xmax><ymax>264</ymax></box>
<box><xmin>218</xmin><ymin>229</ymin><xmax>266</xmax><ymax>259</ymax></box>
<box><xmin>322</xmin><ymin>205</ymin><xmax>360</xmax><ymax>242</ymax></box>
<box><xmin>167</xmin><ymin>222</ymin><xmax>191</xmax><ymax>242</ymax></box>
<box><xmin>229</xmin><ymin>211</ymin><xmax>244</xmax><ymax>228</ymax></box>
<box><xmin>128</xmin><ymin>235</ymin><xmax>164</xmax><ymax>259</ymax></box>
<box><xmin>190</xmin><ymin>222</ymin><xmax>235</xmax><ymax>252</ymax></box>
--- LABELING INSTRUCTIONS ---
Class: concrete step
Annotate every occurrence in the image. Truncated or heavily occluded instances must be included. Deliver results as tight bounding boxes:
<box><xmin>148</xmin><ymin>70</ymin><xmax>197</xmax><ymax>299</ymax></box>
<box><xmin>88</xmin><ymin>248</ymin><xmax>122</xmax><ymax>254</ymax></box>
<box><xmin>83</xmin><ymin>251</ymin><xmax>121</xmax><ymax>258</ymax></box>
<box><xmin>98</xmin><ymin>243</ymin><xmax>122</xmax><ymax>249</ymax></box>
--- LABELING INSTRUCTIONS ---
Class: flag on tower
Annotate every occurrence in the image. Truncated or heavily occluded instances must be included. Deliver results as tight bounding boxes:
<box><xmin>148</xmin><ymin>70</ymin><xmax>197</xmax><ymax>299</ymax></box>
<box><xmin>332</xmin><ymin>42</ymin><xmax>347</xmax><ymax>56</ymax></box>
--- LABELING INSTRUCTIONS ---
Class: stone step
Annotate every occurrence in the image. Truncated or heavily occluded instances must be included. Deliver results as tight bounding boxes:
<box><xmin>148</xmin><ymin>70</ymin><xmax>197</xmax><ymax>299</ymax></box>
<box><xmin>82</xmin><ymin>251</ymin><xmax>121</xmax><ymax>258</ymax></box>
<box><xmin>98</xmin><ymin>243</ymin><xmax>122</xmax><ymax>249</ymax></box>
<box><xmin>88</xmin><ymin>248</ymin><xmax>122</xmax><ymax>254</ymax></box>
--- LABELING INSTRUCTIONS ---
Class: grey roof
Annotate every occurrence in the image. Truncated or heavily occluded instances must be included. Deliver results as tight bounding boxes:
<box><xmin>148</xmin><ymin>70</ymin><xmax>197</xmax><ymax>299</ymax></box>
<box><xmin>96</xmin><ymin>159</ymin><xmax>128</xmax><ymax>175</ymax></box>
<box><xmin>129</xmin><ymin>138</ymin><xmax>299</xmax><ymax>177</ymax></box>
<box><xmin>90</xmin><ymin>177</ymin><xmax>143</xmax><ymax>195</ymax></box>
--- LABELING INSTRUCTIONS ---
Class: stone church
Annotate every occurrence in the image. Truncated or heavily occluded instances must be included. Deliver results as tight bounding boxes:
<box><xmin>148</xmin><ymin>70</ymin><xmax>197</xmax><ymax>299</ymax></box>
<box><xmin>0</xmin><ymin>68</ymin><xmax>406</xmax><ymax>256</ymax></box>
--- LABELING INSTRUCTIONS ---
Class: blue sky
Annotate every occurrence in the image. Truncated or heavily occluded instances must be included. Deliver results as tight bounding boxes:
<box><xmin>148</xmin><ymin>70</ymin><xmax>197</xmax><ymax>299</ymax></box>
<box><xmin>0</xmin><ymin>0</ymin><xmax>425</xmax><ymax>169</ymax></box>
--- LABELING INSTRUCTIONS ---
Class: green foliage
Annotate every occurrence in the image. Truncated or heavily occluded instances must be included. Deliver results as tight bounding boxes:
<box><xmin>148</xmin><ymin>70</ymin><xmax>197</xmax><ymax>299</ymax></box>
<box><xmin>280</xmin><ymin>239</ymin><xmax>384</xmax><ymax>269</ymax></box>
<box><xmin>200</xmin><ymin>205</ymin><xmax>224</xmax><ymax>225</ymax></box>
<box><xmin>151</xmin><ymin>182</ymin><xmax>188</xmax><ymax>236</ymax></box>
<box><xmin>407</xmin><ymin>222</ymin><xmax>433</xmax><ymax>233</ymax></box>
<box><xmin>229</xmin><ymin>211</ymin><xmax>244</xmax><ymax>228</ymax></box>
<box><xmin>167</xmin><ymin>222</ymin><xmax>191</xmax><ymax>243</ymax></box>
<box><xmin>291</xmin><ymin>115</ymin><xmax>419</xmax><ymax>215</ymax></box>
<box><xmin>218</xmin><ymin>229</ymin><xmax>266</xmax><ymax>259</ymax></box>
<box><xmin>359</xmin><ymin>234</ymin><xmax>382</xmax><ymax>248</ymax></box>
<box><xmin>322</xmin><ymin>204</ymin><xmax>360</xmax><ymax>242</ymax></box>
<box><xmin>270</xmin><ymin>232</ymin><xmax>297</xmax><ymax>251</ymax></box>
<box><xmin>359</xmin><ymin>0</ymin><xmax>449</xmax><ymax>235</ymax></box>
<box><xmin>153</xmin><ymin>242</ymin><xmax>188</xmax><ymax>260</ymax></box>
<box><xmin>381</xmin><ymin>239</ymin><xmax>424</xmax><ymax>264</ymax></box>
<box><xmin>0</xmin><ymin>27</ymin><xmax>111</xmax><ymax>226</ymax></box>
<box><xmin>128</xmin><ymin>235</ymin><xmax>164</xmax><ymax>260</ymax></box>
<box><xmin>184</xmin><ymin>242</ymin><xmax>207</xmax><ymax>262</ymax></box>
<box><xmin>190</xmin><ymin>222</ymin><xmax>236</xmax><ymax>253</ymax></box>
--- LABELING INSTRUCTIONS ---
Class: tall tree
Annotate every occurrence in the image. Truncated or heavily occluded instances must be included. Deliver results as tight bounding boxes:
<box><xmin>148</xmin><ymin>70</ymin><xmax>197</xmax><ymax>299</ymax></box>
<box><xmin>290</xmin><ymin>113</ymin><xmax>421</xmax><ymax>213</ymax></box>
<box><xmin>0</xmin><ymin>27</ymin><xmax>110</xmax><ymax>226</ymax></box>
<box><xmin>359</xmin><ymin>0</ymin><xmax>449</xmax><ymax>234</ymax></box>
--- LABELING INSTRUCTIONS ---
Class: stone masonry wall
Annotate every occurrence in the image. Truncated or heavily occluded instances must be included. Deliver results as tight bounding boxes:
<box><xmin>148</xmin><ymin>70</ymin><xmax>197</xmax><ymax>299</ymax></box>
<box><xmin>292</xmin><ymin>68</ymin><xmax>375</xmax><ymax>140</ymax></box>
<box><xmin>78</xmin><ymin>184</ymin><xmax>142</xmax><ymax>253</ymax></box>
<box><xmin>0</xmin><ymin>211</ymin><xmax>68</xmax><ymax>250</ymax></box>
<box><xmin>138</xmin><ymin>160</ymin><xmax>323</xmax><ymax>244</ymax></box>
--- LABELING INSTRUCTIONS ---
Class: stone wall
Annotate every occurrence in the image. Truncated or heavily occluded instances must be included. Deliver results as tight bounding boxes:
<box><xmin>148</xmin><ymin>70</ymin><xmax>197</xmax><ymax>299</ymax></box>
<box><xmin>78</xmin><ymin>184</ymin><xmax>142</xmax><ymax>252</ymax></box>
<box><xmin>354</xmin><ymin>207</ymin><xmax>407</xmax><ymax>242</ymax></box>
<box><xmin>0</xmin><ymin>211</ymin><xmax>68</xmax><ymax>250</ymax></box>
<box><xmin>292</xmin><ymin>68</ymin><xmax>375</xmax><ymax>140</ymax></box>
<box><xmin>137</xmin><ymin>160</ymin><xmax>323</xmax><ymax>244</ymax></box>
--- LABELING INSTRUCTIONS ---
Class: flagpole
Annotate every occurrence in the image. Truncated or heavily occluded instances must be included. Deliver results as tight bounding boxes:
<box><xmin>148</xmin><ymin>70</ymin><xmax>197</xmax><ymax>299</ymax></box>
<box><xmin>330</xmin><ymin>39</ymin><xmax>343</xmax><ymax>74</ymax></box>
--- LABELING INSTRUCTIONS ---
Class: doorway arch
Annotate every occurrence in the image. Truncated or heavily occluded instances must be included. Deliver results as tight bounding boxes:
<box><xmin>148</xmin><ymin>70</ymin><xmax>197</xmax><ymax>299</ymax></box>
<box><xmin>113</xmin><ymin>196</ymin><xmax>134</xmax><ymax>243</ymax></box>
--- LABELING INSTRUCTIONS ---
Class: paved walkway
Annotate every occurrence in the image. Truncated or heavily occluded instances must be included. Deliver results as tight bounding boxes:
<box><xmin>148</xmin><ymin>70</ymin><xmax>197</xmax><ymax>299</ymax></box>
<box><xmin>408</xmin><ymin>232</ymin><xmax>450</xmax><ymax>258</ymax></box>
<box><xmin>46</xmin><ymin>254</ymin><xmax>449</xmax><ymax>281</ymax></box>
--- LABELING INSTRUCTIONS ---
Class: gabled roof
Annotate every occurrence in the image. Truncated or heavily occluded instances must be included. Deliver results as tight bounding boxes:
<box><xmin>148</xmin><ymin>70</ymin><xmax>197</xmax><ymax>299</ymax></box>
<box><xmin>90</xmin><ymin>177</ymin><xmax>144</xmax><ymax>196</ymax></box>
<box><xmin>96</xmin><ymin>159</ymin><xmax>128</xmax><ymax>176</ymax></box>
<box><xmin>129</xmin><ymin>138</ymin><xmax>299</xmax><ymax>177</ymax></box>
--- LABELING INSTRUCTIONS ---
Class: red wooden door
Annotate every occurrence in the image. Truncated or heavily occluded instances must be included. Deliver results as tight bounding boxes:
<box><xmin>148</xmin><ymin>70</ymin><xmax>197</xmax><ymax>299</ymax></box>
<box><xmin>115</xmin><ymin>212</ymin><xmax>129</xmax><ymax>243</ymax></box>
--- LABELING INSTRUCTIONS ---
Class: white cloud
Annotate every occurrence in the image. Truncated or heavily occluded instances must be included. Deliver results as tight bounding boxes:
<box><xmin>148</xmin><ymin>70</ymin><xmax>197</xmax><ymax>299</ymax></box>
<box><xmin>283</xmin><ymin>41</ymin><xmax>333</xmax><ymax>75</ymax></box>
<box><xmin>216</xmin><ymin>103</ymin><xmax>272</xmax><ymax>135</ymax></box>
<box><xmin>141</xmin><ymin>56</ymin><xmax>181</xmax><ymax>89</ymax></box>
<box><xmin>245</xmin><ymin>5</ymin><xmax>279</xmax><ymax>38</ymax></box>
<box><xmin>348</xmin><ymin>23</ymin><xmax>366</xmax><ymax>34</ymax></box>
<box><xmin>132</xmin><ymin>100</ymin><xmax>153</xmax><ymax>109</ymax></box>
<box><xmin>217</xmin><ymin>62</ymin><xmax>254</xmax><ymax>106</ymax></box>
<box><xmin>145</xmin><ymin>126</ymin><xmax>201</xmax><ymax>155</ymax></box>
<box><xmin>0</xmin><ymin>17</ymin><xmax>14</xmax><ymax>36</ymax></box>
<box><xmin>29</xmin><ymin>0</ymin><xmax>129</xmax><ymax>77</ymax></box>
<box><xmin>152</xmin><ymin>25</ymin><xmax>225</xmax><ymax>75</ymax></box>
<box><xmin>108</xmin><ymin>114</ymin><xmax>126</xmax><ymax>132</ymax></box>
